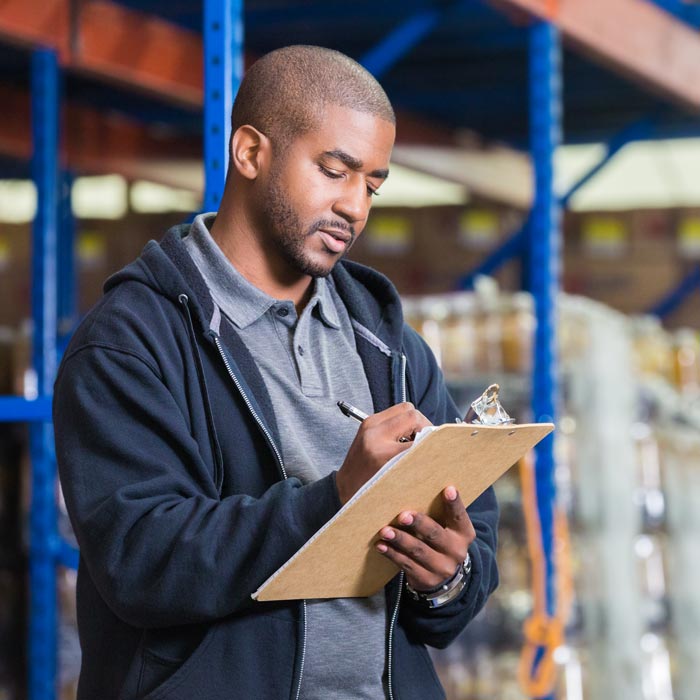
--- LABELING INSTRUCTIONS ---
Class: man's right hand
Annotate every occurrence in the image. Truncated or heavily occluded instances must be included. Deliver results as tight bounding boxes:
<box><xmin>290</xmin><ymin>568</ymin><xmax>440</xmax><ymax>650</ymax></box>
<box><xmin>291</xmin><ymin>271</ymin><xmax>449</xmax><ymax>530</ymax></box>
<box><xmin>335</xmin><ymin>402</ymin><xmax>431</xmax><ymax>505</ymax></box>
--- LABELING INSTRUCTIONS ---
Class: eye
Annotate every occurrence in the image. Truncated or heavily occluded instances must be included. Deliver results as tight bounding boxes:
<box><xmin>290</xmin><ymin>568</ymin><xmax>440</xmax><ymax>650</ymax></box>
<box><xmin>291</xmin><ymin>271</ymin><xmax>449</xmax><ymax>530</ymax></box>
<box><xmin>318</xmin><ymin>164</ymin><xmax>343</xmax><ymax>179</ymax></box>
<box><xmin>367</xmin><ymin>186</ymin><xmax>380</xmax><ymax>198</ymax></box>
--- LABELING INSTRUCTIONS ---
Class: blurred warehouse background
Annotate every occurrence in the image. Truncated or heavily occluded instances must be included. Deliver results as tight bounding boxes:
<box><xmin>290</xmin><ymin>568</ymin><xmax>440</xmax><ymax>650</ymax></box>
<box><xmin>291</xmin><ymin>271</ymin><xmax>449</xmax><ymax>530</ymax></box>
<box><xmin>2</xmin><ymin>1</ymin><xmax>700</xmax><ymax>699</ymax></box>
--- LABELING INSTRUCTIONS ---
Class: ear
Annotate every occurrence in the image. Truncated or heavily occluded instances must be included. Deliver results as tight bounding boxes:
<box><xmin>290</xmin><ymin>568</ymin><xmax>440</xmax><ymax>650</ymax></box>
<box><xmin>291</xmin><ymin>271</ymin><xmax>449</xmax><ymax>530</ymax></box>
<box><xmin>230</xmin><ymin>125</ymin><xmax>270</xmax><ymax>180</ymax></box>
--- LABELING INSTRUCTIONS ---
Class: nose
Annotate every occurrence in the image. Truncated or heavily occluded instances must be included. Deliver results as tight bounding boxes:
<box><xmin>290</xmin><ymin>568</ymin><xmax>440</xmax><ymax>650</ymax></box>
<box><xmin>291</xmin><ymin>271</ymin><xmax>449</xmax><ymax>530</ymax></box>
<box><xmin>332</xmin><ymin>178</ymin><xmax>370</xmax><ymax>226</ymax></box>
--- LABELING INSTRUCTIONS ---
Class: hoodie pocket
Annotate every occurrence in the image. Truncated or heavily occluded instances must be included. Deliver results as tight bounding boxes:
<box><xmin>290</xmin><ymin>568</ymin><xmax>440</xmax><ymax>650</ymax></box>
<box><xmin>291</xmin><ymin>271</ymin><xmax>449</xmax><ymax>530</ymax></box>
<box><xmin>121</xmin><ymin>608</ymin><xmax>299</xmax><ymax>700</ymax></box>
<box><xmin>138</xmin><ymin>650</ymin><xmax>180</xmax><ymax>697</ymax></box>
<box><xmin>137</xmin><ymin>625</ymin><xmax>217</xmax><ymax>700</ymax></box>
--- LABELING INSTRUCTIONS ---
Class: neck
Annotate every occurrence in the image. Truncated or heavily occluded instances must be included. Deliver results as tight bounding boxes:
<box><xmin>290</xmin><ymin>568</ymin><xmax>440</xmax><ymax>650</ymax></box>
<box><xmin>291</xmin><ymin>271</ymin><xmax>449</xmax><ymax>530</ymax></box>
<box><xmin>210</xmin><ymin>186</ymin><xmax>313</xmax><ymax>311</ymax></box>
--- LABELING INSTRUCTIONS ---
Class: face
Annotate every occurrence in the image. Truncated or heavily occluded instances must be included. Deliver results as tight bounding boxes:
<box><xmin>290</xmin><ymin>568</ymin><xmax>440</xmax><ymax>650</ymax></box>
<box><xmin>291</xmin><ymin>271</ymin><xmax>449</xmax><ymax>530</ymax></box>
<box><xmin>258</xmin><ymin>104</ymin><xmax>395</xmax><ymax>279</ymax></box>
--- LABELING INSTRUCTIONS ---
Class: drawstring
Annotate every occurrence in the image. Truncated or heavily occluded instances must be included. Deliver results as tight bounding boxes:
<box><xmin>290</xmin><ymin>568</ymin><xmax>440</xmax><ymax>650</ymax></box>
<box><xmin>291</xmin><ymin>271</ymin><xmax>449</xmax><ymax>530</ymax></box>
<box><xmin>178</xmin><ymin>293</ymin><xmax>224</xmax><ymax>493</ymax></box>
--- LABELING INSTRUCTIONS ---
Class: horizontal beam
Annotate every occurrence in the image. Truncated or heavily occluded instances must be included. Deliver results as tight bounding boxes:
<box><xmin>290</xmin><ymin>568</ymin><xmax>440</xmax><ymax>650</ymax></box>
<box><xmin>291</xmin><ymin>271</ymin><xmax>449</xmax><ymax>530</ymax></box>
<box><xmin>486</xmin><ymin>0</ymin><xmax>700</xmax><ymax>112</ymax></box>
<box><xmin>0</xmin><ymin>81</ymin><xmax>457</xmax><ymax>185</ymax></box>
<box><xmin>0</xmin><ymin>396</ymin><xmax>52</xmax><ymax>422</ymax></box>
<box><xmin>0</xmin><ymin>0</ymin><xmax>461</xmax><ymax>156</ymax></box>
<box><xmin>0</xmin><ymin>84</ymin><xmax>201</xmax><ymax>187</ymax></box>
<box><xmin>73</xmin><ymin>1</ymin><xmax>203</xmax><ymax>107</ymax></box>
<box><xmin>0</xmin><ymin>0</ymin><xmax>69</xmax><ymax>58</ymax></box>
<box><xmin>0</xmin><ymin>0</ymin><xmax>203</xmax><ymax>106</ymax></box>
<box><xmin>394</xmin><ymin>112</ymin><xmax>462</xmax><ymax>146</ymax></box>
<box><xmin>0</xmin><ymin>85</ymin><xmax>31</xmax><ymax>160</ymax></box>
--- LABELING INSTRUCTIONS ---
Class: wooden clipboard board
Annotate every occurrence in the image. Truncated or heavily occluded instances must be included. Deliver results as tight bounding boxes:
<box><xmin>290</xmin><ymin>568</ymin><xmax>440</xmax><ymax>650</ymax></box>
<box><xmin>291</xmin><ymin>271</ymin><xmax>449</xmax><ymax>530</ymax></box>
<box><xmin>253</xmin><ymin>421</ymin><xmax>554</xmax><ymax>602</ymax></box>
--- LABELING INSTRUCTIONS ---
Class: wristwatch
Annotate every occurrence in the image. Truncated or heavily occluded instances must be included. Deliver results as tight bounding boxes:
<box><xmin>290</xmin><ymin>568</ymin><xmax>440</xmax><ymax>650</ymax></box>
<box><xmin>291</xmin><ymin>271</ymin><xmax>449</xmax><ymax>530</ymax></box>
<box><xmin>405</xmin><ymin>552</ymin><xmax>472</xmax><ymax>608</ymax></box>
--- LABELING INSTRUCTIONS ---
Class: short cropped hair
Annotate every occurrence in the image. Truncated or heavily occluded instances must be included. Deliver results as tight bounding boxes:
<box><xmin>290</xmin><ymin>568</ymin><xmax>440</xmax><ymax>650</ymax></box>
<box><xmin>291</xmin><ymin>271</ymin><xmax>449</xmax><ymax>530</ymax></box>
<box><xmin>231</xmin><ymin>45</ymin><xmax>395</xmax><ymax>147</ymax></box>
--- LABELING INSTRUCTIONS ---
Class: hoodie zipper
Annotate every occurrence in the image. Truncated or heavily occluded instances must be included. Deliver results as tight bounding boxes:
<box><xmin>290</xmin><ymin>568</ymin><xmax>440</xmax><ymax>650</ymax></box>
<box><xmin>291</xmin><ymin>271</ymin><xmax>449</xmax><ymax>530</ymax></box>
<box><xmin>387</xmin><ymin>352</ymin><xmax>408</xmax><ymax>700</ymax></box>
<box><xmin>211</xmin><ymin>333</ymin><xmax>287</xmax><ymax>480</ymax></box>
<box><xmin>210</xmin><ymin>332</ymin><xmax>308</xmax><ymax>699</ymax></box>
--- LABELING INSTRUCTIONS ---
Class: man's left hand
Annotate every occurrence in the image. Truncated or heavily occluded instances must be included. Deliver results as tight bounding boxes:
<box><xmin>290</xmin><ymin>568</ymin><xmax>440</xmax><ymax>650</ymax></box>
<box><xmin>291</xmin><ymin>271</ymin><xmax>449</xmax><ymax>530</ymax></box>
<box><xmin>376</xmin><ymin>486</ymin><xmax>476</xmax><ymax>592</ymax></box>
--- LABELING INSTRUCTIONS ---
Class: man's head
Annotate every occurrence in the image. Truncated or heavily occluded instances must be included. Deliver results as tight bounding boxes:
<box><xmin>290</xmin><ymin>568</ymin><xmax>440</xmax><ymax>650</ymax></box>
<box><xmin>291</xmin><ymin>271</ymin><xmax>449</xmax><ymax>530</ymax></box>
<box><xmin>222</xmin><ymin>46</ymin><xmax>396</xmax><ymax>284</ymax></box>
<box><xmin>231</xmin><ymin>45</ymin><xmax>395</xmax><ymax>149</ymax></box>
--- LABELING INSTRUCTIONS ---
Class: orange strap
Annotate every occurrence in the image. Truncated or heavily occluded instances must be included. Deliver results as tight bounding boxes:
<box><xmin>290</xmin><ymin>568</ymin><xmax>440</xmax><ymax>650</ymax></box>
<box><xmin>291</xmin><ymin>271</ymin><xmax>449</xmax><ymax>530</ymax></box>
<box><xmin>543</xmin><ymin>0</ymin><xmax>559</xmax><ymax>20</ymax></box>
<box><xmin>517</xmin><ymin>453</ymin><xmax>572</xmax><ymax>697</ymax></box>
<box><xmin>517</xmin><ymin>613</ymin><xmax>564</xmax><ymax>697</ymax></box>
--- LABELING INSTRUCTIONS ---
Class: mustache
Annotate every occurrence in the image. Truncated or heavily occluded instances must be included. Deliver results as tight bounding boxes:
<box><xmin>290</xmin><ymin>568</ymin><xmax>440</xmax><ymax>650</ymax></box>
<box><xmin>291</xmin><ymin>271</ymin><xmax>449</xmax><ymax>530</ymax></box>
<box><xmin>307</xmin><ymin>220</ymin><xmax>356</xmax><ymax>241</ymax></box>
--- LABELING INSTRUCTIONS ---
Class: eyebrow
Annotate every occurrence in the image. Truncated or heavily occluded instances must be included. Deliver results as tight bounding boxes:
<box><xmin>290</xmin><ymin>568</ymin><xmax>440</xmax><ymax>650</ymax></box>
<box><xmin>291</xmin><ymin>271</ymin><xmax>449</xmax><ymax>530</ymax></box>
<box><xmin>322</xmin><ymin>149</ymin><xmax>389</xmax><ymax>179</ymax></box>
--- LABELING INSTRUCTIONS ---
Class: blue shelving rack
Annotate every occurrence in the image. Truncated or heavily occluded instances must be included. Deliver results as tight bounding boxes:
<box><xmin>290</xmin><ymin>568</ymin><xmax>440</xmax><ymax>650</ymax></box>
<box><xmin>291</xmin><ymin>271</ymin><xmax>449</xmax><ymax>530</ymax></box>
<box><xmin>203</xmin><ymin>0</ymin><xmax>243</xmax><ymax>211</ymax></box>
<box><xmin>27</xmin><ymin>47</ymin><xmax>60</xmax><ymax>700</ymax></box>
<box><xmin>527</xmin><ymin>21</ymin><xmax>561</xmax><ymax>696</ymax></box>
<box><xmin>0</xmin><ymin>4</ymin><xmax>245</xmax><ymax>698</ymax></box>
<box><xmin>0</xmin><ymin>47</ymin><xmax>79</xmax><ymax>700</ymax></box>
<box><xmin>455</xmin><ymin>18</ymin><xmax>563</xmax><ymax>698</ymax></box>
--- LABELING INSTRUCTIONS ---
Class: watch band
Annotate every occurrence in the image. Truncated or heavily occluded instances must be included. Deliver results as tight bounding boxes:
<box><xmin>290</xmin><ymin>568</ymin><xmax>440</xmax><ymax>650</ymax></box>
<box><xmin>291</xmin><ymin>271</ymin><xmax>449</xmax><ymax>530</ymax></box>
<box><xmin>405</xmin><ymin>552</ymin><xmax>472</xmax><ymax>608</ymax></box>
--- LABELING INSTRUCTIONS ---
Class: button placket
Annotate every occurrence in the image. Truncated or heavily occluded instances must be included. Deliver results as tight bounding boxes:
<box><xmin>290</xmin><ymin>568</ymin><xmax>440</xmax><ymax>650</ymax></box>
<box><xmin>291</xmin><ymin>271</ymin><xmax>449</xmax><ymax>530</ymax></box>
<box><xmin>295</xmin><ymin>310</ymin><xmax>322</xmax><ymax>396</ymax></box>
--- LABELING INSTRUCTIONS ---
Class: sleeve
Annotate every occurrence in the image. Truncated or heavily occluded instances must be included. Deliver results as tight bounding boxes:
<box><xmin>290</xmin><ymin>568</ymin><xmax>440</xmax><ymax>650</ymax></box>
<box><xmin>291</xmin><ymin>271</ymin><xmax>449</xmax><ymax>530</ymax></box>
<box><xmin>54</xmin><ymin>344</ymin><xmax>341</xmax><ymax>630</ymax></box>
<box><xmin>397</xmin><ymin>325</ymin><xmax>500</xmax><ymax>648</ymax></box>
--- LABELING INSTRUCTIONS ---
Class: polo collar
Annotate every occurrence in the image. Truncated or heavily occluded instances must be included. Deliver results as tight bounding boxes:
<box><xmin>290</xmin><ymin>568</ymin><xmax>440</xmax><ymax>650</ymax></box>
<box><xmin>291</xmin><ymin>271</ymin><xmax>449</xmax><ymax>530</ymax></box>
<box><xmin>186</xmin><ymin>213</ymin><xmax>341</xmax><ymax>330</ymax></box>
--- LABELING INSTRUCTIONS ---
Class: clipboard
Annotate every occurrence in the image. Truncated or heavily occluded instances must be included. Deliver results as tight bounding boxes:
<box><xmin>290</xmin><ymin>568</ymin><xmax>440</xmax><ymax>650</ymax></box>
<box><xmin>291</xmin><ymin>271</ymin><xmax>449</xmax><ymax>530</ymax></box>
<box><xmin>253</xmin><ymin>421</ymin><xmax>554</xmax><ymax>602</ymax></box>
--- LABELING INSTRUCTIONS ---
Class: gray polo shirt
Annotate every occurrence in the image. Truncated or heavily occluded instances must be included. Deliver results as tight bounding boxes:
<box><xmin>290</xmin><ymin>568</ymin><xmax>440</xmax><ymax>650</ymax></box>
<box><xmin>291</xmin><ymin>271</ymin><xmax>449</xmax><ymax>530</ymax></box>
<box><xmin>184</xmin><ymin>214</ymin><xmax>388</xmax><ymax>699</ymax></box>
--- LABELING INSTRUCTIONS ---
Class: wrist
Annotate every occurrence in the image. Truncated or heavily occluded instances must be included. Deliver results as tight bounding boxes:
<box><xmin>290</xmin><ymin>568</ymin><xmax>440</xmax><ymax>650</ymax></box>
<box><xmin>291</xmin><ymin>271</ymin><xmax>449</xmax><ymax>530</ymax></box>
<box><xmin>334</xmin><ymin>470</ymin><xmax>351</xmax><ymax>506</ymax></box>
<box><xmin>405</xmin><ymin>551</ymin><xmax>472</xmax><ymax>608</ymax></box>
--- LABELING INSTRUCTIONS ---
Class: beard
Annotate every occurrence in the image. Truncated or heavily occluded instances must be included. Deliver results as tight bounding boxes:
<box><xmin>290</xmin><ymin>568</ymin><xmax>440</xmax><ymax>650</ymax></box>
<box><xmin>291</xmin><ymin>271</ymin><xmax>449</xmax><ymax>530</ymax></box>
<box><xmin>265</xmin><ymin>175</ymin><xmax>356</xmax><ymax>278</ymax></box>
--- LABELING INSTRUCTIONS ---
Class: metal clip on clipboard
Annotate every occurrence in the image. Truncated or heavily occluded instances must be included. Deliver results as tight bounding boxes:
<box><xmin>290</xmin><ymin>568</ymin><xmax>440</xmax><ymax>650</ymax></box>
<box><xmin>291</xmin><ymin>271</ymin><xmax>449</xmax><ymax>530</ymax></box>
<box><xmin>463</xmin><ymin>383</ymin><xmax>515</xmax><ymax>426</ymax></box>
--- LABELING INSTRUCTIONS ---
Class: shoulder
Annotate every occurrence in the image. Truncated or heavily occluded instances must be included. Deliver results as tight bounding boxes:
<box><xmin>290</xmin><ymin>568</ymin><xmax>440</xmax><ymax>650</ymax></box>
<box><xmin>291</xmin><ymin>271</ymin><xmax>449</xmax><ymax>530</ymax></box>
<box><xmin>61</xmin><ymin>278</ymin><xmax>185</xmax><ymax>379</ymax></box>
<box><xmin>402</xmin><ymin>323</ymin><xmax>439</xmax><ymax>377</ymax></box>
<box><xmin>332</xmin><ymin>260</ymin><xmax>406</xmax><ymax>346</ymax></box>
<box><xmin>401</xmin><ymin>322</ymin><xmax>461</xmax><ymax>424</ymax></box>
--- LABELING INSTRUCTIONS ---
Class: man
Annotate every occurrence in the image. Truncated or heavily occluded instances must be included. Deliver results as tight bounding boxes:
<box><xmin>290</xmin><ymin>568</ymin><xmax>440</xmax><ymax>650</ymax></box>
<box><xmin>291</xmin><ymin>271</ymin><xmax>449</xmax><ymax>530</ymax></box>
<box><xmin>54</xmin><ymin>46</ymin><xmax>498</xmax><ymax>699</ymax></box>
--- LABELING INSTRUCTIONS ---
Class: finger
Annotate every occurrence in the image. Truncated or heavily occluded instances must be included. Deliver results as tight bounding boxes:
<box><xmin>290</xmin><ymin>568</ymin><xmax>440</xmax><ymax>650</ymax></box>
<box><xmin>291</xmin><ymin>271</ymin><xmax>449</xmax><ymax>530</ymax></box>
<box><xmin>361</xmin><ymin>404</ymin><xmax>423</xmax><ymax>446</ymax></box>
<box><xmin>377</xmin><ymin>542</ymin><xmax>439</xmax><ymax>590</ymax></box>
<box><xmin>362</xmin><ymin>402</ymin><xmax>415</xmax><ymax>427</ymax></box>
<box><xmin>377</xmin><ymin>527</ymin><xmax>455</xmax><ymax>582</ymax></box>
<box><xmin>377</xmin><ymin>542</ymin><xmax>454</xmax><ymax>591</ymax></box>
<box><xmin>396</xmin><ymin>511</ymin><xmax>450</xmax><ymax>553</ymax></box>
<box><xmin>368</xmin><ymin>403</ymin><xmax>430</xmax><ymax>429</ymax></box>
<box><xmin>443</xmin><ymin>487</ymin><xmax>476</xmax><ymax>541</ymax></box>
<box><xmin>375</xmin><ymin>542</ymin><xmax>442</xmax><ymax>589</ymax></box>
<box><xmin>380</xmin><ymin>408</ymin><xmax>431</xmax><ymax>443</ymax></box>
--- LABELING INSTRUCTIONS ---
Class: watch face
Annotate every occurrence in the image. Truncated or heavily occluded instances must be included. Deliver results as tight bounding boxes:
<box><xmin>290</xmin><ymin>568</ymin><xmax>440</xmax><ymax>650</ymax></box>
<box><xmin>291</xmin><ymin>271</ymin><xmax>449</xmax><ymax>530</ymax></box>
<box><xmin>407</xmin><ymin>561</ymin><xmax>469</xmax><ymax>608</ymax></box>
<box><xmin>463</xmin><ymin>551</ymin><xmax>472</xmax><ymax>576</ymax></box>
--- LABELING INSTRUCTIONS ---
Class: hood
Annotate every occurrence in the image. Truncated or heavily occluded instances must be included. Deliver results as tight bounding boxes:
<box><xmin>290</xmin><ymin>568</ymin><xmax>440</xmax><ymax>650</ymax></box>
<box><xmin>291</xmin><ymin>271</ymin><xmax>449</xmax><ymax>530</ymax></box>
<box><xmin>104</xmin><ymin>222</ymin><xmax>406</xmax><ymax>351</ymax></box>
<box><xmin>104</xmin><ymin>223</ymin><xmax>218</xmax><ymax>336</ymax></box>
<box><xmin>331</xmin><ymin>259</ymin><xmax>405</xmax><ymax>352</ymax></box>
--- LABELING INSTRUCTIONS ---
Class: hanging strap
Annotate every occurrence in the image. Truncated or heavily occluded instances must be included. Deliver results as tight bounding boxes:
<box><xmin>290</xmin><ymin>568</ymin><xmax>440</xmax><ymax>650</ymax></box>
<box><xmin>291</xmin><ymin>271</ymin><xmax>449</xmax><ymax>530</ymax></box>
<box><xmin>544</xmin><ymin>0</ymin><xmax>559</xmax><ymax>20</ymax></box>
<box><xmin>517</xmin><ymin>453</ymin><xmax>573</xmax><ymax>698</ymax></box>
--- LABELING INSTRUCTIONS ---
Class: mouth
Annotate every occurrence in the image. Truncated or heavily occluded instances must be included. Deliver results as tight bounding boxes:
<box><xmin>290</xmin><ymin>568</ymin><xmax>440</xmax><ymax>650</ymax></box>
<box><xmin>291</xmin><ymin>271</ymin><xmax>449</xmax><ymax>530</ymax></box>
<box><xmin>318</xmin><ymin>228</ymin><xmax>352</xmax><ymax>254</ymax></box>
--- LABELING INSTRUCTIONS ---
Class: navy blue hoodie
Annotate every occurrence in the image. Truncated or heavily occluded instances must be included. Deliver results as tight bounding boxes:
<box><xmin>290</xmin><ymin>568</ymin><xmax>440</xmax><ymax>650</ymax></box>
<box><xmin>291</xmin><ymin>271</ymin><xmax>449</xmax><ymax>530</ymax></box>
<box><xmin>54</xmin><ymin>225</ymin><xmax>499</xmax><ymax>700</ymax></box>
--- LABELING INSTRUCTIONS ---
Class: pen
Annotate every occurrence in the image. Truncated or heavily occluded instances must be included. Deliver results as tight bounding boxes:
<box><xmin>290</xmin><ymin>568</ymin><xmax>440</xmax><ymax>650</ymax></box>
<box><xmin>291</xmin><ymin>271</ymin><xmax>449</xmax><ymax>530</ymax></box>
<box><xmin>337</xmin><ymin>400</ymin><xmax>413</xmax><ymax>442</ymax></box>
<box><xmin>337</xmin><ymin>400</ymin><xmax>369</xmax><ymax>423</ymax></box>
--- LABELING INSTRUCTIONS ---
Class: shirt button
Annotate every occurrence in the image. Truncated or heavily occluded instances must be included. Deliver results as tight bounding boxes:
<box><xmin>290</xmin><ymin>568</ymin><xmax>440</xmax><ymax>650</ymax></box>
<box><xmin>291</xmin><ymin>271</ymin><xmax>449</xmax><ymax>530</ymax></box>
<box><xmin>298</xmin><ymin>345</ymin><xmax>305</xmax><ymax>356</ymax></box>
<box><xmin>277</xmin><ymin>307</ymin><xmax>289</xmax><ymax>317</ymax></box>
